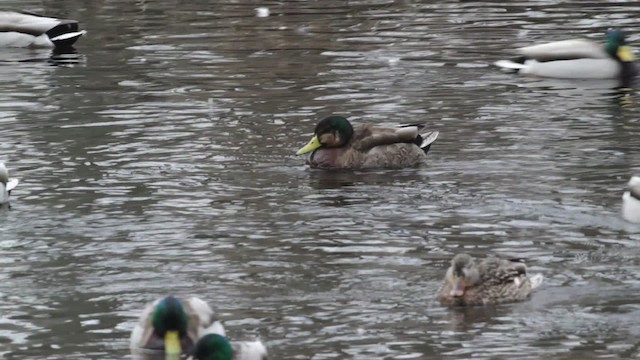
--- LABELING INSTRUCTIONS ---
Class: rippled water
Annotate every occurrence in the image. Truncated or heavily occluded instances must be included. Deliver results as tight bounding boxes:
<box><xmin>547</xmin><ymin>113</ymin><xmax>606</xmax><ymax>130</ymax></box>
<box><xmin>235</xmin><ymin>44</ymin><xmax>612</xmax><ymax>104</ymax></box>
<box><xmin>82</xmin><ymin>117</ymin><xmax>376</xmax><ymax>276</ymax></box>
<box><xmin>2</xmin><ymin>0</ymin><xmax>640</xmax><ymax>359</ymax></box>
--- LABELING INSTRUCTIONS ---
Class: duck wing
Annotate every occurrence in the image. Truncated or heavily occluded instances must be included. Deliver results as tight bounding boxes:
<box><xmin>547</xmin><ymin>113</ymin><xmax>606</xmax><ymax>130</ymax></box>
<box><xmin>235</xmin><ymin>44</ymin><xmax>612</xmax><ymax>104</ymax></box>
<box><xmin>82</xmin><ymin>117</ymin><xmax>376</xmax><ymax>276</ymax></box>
<box><xmin>130</xmin><ymin>298</ymin><xmax>160</xmax><ymax>349</ymax></box>
<box><xmin>184</xmin><ymin>297</ymin><xmax>225</xmax><ymax>340</ymax></box>
<box><xmin>352</xmin><ymin>124</ymin><xmax>421</xmax><ymax>152</ymax></box>
<box><xmin>478</xmin><ymin>257</ymin><xmax>529</xmax><ymax>288</ymax></box>
<box><xmin>0</xmin><ymin>10</ymin><xmax>65</xmax><ymax>36</ymax></box>
<box><xmin>516</xmin><ymin>39</ymin><xmax>609</xmax><ymax>61</ymax></box>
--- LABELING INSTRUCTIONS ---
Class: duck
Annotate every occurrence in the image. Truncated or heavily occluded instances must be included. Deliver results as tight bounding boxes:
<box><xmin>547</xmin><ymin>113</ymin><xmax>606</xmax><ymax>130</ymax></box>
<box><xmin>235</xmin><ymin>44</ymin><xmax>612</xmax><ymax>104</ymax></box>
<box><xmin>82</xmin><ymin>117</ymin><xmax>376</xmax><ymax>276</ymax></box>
<box><xmin>0</xmin><ymin>162</ymin><xmax>19</xmax><ymax>205</ymax></box>
<box><xmin>130</xmin><ymin>296</ymin><xmax>226</xmax><ymax>356</ymax></box>
<box><xmin>188</xmin><ymin>334</ymin><xmax>268</xmax><ymax>360</ymax></box>
<box><xmin>295</xmin><ymin>115</ymin><xmax>439</xmax><ymax>169</ymax></box>
<box><xmin>622</xmin><ymin>176</ymin><xmax>640</xmax><ymax>223</ymax></box>
<box><xmin>438</xmin><ymin>253</ymin><xmax>544</xmax><ymax>306</ymax></box>
<box><xmin>494</xmin><ymin>28</ymin><xmax>637</xmax><ymax>85</ymax></box>
<box><xmin>0</xmin><ymin>10</ymin><xmax>86</xmax><ymax>49</ymax></box>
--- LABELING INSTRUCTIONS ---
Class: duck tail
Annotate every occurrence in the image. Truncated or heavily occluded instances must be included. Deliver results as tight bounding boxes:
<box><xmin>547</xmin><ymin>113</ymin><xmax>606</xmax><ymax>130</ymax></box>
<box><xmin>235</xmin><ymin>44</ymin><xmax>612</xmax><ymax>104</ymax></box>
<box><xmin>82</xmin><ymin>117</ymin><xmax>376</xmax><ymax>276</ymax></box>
<box><xmin>494</xmin><ymin>58</ymin><xmax>527</xmax><ymax>73</ymax></box>
<box><xmin>47</xmin><ymin>21</ymin><xmax>86</xmax><ymax>49</ymax></box>
<box><xmin>6</xmin><ymin>179</ymin><xmax>18</xmax><ymax>194</ymax></box>
<box><xmin>529</xmin><ymin>273</ymin><xmax>544</xmax><ymax>290</ymax></box>
<box><xmin>416</xmin><ymin>130</ymin><xmax>439</xmax><ymax>154</ymax></box>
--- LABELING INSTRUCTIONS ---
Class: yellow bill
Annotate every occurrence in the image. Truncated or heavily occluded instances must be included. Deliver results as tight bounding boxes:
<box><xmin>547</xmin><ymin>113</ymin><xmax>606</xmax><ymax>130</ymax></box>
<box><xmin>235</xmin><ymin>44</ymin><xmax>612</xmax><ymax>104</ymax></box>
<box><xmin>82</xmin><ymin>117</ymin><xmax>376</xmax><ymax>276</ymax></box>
<box><xmin>164</xmin><ymin>330</ymin><xmax>181</xmax><ymax>354</ymax></box>
<box><xmin>296</xmin><ymin>135</ymin><xmax>321</xmax><ymax>155</ymax></box>
<box><xmin>618</xmin><ymin>45</ymin><xmax>635</xmax><ymax>61</ymax></box>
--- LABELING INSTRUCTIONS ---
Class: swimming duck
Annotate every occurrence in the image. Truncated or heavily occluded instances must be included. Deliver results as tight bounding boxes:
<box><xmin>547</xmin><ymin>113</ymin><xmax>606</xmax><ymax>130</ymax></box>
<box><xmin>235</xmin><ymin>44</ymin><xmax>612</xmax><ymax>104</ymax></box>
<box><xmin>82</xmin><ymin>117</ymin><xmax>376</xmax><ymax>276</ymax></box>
<box><xmin>296</xmin><ymin>115</ymin><xmax>439</xmax><ymax>169</ymax></box>
<box><xmin>438</xmin><ymin>254</ymin><xmax>544</xmax><ymax>306</ymax></box>
<box><xmin>494</xmin><ymin>29</ymin><xmax>637</xmax><ymax>84</ymax></box>
<box><xmin>0</xmin><ymin>10</ymin><xmax>86</xmax><ymax>49</ymax></box>
<box><xmin>0</xmin><ymin>162</ymin><xmax>19</xmax><ymax>205</ymax></box>
<box><xmin>622</xmin><ymin>176</ymin><xmax>640</xmax><ymax>223</ymax></box>
<box><xmin>130</xmin><ymin>296</ymin><xmax>226</xmax><ymax>356</ymax></box>
<box><xmin>188</xmin><ymin>334</ymin><xmax>268</xmax><ymax>360</ymax></box>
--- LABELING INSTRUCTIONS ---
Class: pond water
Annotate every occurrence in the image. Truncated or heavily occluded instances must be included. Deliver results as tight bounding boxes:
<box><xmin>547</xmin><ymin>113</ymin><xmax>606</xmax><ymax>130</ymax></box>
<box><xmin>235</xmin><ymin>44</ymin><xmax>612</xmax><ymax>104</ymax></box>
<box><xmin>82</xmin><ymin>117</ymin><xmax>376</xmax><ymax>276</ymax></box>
<box><xmin>1</xmin><ymin>0</ymin><xmax>640</xmax><ymax>359</ymax></box>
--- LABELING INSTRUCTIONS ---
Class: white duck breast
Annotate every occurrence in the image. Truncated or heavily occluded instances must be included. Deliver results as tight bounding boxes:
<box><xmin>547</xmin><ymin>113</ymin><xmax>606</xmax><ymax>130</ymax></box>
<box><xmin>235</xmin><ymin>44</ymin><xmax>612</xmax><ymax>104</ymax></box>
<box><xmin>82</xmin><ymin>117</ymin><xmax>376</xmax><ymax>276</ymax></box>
<box><xmin>0</xmin><ymin>10</ymin><xmax>86</xmax><ymax>48</ymax></box>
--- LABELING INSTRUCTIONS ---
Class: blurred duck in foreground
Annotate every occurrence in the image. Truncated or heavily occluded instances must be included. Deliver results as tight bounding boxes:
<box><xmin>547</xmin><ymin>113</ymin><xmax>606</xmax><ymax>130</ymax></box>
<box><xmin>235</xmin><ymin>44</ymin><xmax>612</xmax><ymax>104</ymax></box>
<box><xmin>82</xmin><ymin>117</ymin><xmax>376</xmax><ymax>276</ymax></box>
<box><xmin>0</xmin><ymin>10</ymin><xmax>86</xmax><ymax>49</ymax></box>
<box><xmin>0</xmin><ymin>162</ymin><xmax>19</xmax><ymax>205</ymax></box>
<box><xmin>438</xmin><ymin>254</ymin><xmax>544</xmax><ymax>306</ymax></box>
<box><xmin>130</xmin><ymin>296</ymin><xmax>267</xmax><ymax>359</ymax></box>
<box><xmin>188</xmin><ymin>334</ymin><xmax>268</xmax><ymax>360</ymax></box>
<box><xmin>622</xmin><ymin>176</ymin><xmax>640</xmax><ymax>223</ymax></box>
<box><xmin>296</xmin><ymin>115</ymin><xmax>438</xmax><ymax>169</ymax></box>
<box><xmin>495</xmin><ymin>29</ymin><xmax>637</xmax><ymax>85</ymax></box>
<box><xmin>130</xmin><ymin>296</ymin><xmax>226</xmax><ymax>355</ymax></box>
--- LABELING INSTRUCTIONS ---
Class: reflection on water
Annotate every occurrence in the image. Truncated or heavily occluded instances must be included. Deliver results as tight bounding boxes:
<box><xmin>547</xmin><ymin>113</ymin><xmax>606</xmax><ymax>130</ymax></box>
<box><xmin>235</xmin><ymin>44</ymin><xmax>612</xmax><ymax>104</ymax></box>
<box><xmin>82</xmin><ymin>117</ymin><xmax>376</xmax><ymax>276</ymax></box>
<box><xmin>1</xmin><ymin>0</ymin><xmax>640</xmax><ymax>359</ymax></box>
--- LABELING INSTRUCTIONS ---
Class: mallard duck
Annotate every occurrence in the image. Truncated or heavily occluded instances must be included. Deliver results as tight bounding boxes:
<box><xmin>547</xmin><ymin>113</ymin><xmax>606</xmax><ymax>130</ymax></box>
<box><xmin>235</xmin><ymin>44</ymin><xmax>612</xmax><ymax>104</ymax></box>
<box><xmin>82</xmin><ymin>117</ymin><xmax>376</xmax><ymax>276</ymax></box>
<box><xmin>0</xmin><ymin>10</ymin><xmax>86</xmax><ymax>49</ymax></box>
<box><xmin>130</xmin><ymin>296</ymin><xmax>226</xmax><ymax>355</ymax></box>
<box><xmin>295</xmin><ymin>115</ymin><xmax>439</xmax><ymax>169</ymax></box>
<box><xmin>188</xmin><ymin>334</ymin><xmax>268</xmax><ymax>360</ymax></box>
<box><xmin>0</xmin><ymin>162</ymin><xmax>19</xmax><ymax>205</ymax></box>
<box><xmin>622</xmin><ymin>176</ymin><xmax>640</xmax><ymax>223</ymax></box>
<box><xmin>494</xmin><ymin>29</ymin><xmax>637</xmax><ymax>84</ymax></box>
<box><xmin>438</xmin><ymin>254</ymin><xmax>544</xmax><ymax>306</ymax></box>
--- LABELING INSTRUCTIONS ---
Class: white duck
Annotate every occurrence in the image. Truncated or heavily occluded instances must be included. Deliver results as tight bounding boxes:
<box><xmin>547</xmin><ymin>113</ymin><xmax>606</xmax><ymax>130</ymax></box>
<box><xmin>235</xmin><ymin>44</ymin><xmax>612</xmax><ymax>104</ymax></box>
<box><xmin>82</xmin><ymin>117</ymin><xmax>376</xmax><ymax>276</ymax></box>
<box><xmin>0</xmin><ymin>10</ymin><xmax>86</xmax><ymax>48</ymax></box>
<box><xmin>0</xmin><ymin>162</ymin><xmax>19</xmax><ymax>204</ymax></box>
<box><xmin>622</xmin><ymin>176</ymin><xmax>640</xmax><ymax>223</ymax></box>
<box><xmin>130</xmin><ymin>296</ymin><xmax>226</xmax><ymax>356</ymax></box>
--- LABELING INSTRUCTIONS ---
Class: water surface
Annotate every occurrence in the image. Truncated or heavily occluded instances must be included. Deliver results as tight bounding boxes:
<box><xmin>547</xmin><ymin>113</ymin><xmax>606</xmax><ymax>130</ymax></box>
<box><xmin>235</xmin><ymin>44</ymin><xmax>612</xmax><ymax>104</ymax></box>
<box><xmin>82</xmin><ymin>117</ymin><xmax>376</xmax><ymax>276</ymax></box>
<box><xmin>1</xmin><ymin>0</ymin><xmax>640</xmax><ymax>359</ymax></box>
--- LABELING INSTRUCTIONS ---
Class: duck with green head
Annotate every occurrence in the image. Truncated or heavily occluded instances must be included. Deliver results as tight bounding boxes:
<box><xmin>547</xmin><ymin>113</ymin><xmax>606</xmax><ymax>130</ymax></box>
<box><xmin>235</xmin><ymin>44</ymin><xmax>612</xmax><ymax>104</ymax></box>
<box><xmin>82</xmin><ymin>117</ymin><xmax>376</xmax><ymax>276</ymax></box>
<box><xmin>495</xmin><ymin>28</ymin><xmax>638</xmax><ymax>85</ymax></box>
<box><xmin>296</xmin><ymin>115</ymin><xmax>438</xmax><ymax>169</ymax></box>
<box><xmin>130</xmin><ymin>296</ymin><xmax>226</xmax><ymax>355</ymax></box>
<box><xmin>438</xmin><ymin>254</ymin><xmax>544</xmax><ymax>306</ymax></box>
<box><xmin>188</xmin><ymin>334</ymin><xmax>268</xmax><ymax>360</ymax></box>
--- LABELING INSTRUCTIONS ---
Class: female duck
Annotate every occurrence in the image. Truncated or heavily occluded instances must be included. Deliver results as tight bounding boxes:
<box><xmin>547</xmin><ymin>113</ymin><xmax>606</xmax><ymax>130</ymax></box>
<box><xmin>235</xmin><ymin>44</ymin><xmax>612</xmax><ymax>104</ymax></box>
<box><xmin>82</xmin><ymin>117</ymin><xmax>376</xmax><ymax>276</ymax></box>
<box><xmin>130</xmin><ymin>296</ymin><xmax>226</xmax><ymax>355</ymax></box>
<box><xmin>622</xmin><ymin>176</ymin><xmax>640</xmax><ymax>223</ymax></box>
<box><xmin>188</xmin><ymin>334</ymin><xmax>268</xmax><ymax>360</ymax></box>
<box><xmin>495</xmin><ymin>29</ymin><xmax>637</xmax><ymax>84</ymax></box>
<box><xmin>296</xmin><ymin>115</ymin><xmax>438</xmax><ymax>169</ymax></box>
<box><xmin>0</xmin><ymin>162</ymin><xmax>19</xmax><ymax>205</ymax></box>
<box><xmin>0</xmin><ymin>10</ymin><xmax>86</xmax><ymax>48</ymax></box>
<box><xmin>438</xmin><ymin>254</ymin><xmax>543</xmax><ymax>306</ymax></box>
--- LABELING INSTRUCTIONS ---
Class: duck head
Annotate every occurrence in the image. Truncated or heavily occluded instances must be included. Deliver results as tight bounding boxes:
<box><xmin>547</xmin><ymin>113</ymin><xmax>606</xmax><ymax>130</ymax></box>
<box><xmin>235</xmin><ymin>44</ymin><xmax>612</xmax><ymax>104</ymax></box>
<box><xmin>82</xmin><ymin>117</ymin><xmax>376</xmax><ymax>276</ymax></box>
<box><xmin>190</xmin><ymin>334</ymin><xmax>233</xmax><ymax>360</ymax></box>
<box><xmin>152</xmin><ymin>296</ymin><xmax>189</xmax><ymax>354</ymax></box>
<box><xmin>605</xmin><ymin>28</ymin><xmax>635</xmax><ymax>62</ymax></box>
<box><xmin>296</xmin><ymin>116</ymin><xmax>354</xmax><ymax>155</ymax></box>
<box><xmin>446</xmin><ymin>254</ymin><xmax>481</xmax><ymax>298</ymax></box>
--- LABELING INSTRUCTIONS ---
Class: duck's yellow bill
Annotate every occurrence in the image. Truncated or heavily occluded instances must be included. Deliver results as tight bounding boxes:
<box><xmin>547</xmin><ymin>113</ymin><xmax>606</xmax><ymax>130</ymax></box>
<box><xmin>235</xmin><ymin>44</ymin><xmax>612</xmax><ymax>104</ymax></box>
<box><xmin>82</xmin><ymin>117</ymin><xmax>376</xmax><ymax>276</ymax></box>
<box><xmin>164</xmin><ymin>330</ymin><xmax>181</xmax><ymax>354</ymax></box>
<box><xmin>296</xmin><ymin>135</ymin><xmax>321</xmax><ymax>155</ymax></box>
<box><xmin>618</xmin><ymin>45</ymin><xmax>635</xmax><ymax>61</ymax></box>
